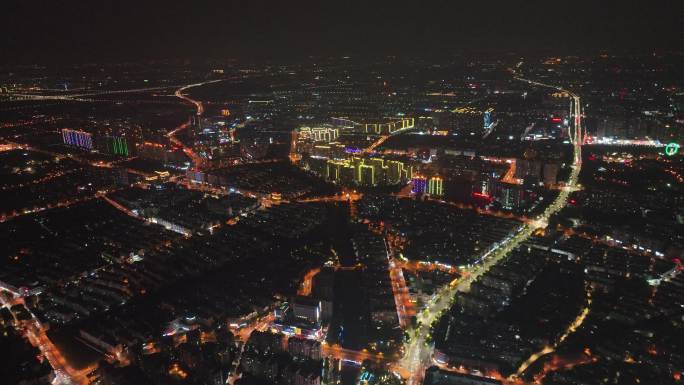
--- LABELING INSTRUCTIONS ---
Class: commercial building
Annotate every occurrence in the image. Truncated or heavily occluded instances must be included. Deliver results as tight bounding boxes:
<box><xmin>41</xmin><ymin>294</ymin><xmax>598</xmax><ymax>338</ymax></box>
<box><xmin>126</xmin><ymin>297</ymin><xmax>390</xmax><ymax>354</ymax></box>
<box><xmin>291</xmin><ymin>296</ymin><xmax>321</xmax><ymax>324</ymax></box>
<box><xmin>483</xmin><ymin>108</ymin><xmax>494</xmax><ymax>130</ymax></box>
<box><xmin>288</xmin><ymin>337</ymin><xmax>322</xmax><ymax>361</ymax></box>
<box><xmin>514</xmin><ymin>159</ymin><xmax>542</xmax><ymax>182</ymax></box>
<box><xmin>542</xmin><ymin>163</ymin><xmax>559</xmax><ymax>187</ymax></box>
<box><xmin>495</xmin><ymin>182</ymin><xmax>525</xmax><ymax>211</ymax></box>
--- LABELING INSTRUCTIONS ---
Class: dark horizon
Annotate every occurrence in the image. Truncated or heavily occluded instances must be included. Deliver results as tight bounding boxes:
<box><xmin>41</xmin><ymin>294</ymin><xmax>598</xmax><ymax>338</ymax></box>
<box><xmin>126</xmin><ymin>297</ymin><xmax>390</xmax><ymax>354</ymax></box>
<box><xmin>2</xmin><ymin>0</ymin><xmax>684</xmax><ymax>64</ymax></box>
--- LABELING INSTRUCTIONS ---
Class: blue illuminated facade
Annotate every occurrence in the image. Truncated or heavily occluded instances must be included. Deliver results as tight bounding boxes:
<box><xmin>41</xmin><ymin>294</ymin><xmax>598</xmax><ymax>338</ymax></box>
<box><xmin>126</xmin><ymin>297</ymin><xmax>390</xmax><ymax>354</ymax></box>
<box><xmin>411</xmin><ymin>176</ymin><xmax>427</xmax><ymax>194</ymax></box>
<box><xmin>61</xmin><ymin>129</ymin><xmax>93</xmax><ymax>150</ymax></box>
<box><xmin>484</xmin><ymin>111</ymin><xmax>493</xmax><ymax>130</ymax></box>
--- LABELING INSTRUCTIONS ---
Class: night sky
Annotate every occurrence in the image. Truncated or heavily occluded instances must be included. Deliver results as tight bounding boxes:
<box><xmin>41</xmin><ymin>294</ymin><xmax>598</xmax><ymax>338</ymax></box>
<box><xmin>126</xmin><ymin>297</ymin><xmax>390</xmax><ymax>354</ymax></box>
<box><xmin>2</xmin><ymin>0</ymin><xmax>683</xmax><ymax>63</ymax></box>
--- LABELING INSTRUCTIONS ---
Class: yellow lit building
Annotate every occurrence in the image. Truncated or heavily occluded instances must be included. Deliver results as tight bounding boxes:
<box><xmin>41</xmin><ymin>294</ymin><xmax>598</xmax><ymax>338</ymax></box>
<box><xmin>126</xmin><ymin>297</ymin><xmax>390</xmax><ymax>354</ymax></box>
<box><xmin>428</xmin><ymin>176</ymin><xmax>444</xmax><ymax>196</ymax></box>
<box><xmin>323</xmin><ymin>157</ymin><xmax>411</xmax><ymax>186</ymax></box>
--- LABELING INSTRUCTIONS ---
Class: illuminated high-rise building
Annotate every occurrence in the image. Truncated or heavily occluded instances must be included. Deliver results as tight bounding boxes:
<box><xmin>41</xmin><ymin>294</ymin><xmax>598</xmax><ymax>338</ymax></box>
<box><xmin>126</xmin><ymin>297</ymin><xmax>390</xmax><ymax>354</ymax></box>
<box><xmin>340</xmin><ymin>165</ymin><xmax>356</xmax><ymax>185</ymax></box>
<box><xmin>543</xmin><ymin>163</ymin><xmax>559</xmax><ymax>187</ymax></box>
<box><xmin>298</xmin><ymin>126</ymin><xmax>339</xmax><ymax>142</ymax></box>
<box><xmin>496</xmin><ymin>182</ymin><xmax>524</xmax><ymax>210</ymax></box>
<box><xmin>428</xmin><ymin>176</ymin><xmax>444</xmax><ymax>196</ymax></box>
<box><xmin>369</xmin><ymin>158</ymin><xmax>384</xmax><ymax>172</ymax></box>
<box><xmin>351</xmin><ymin>157</ymin><xmax>364</xmax><ymax>181</ymax></box>
<box><xmin>515</xmin><ymin>159</ymin><xmax>542</xmax><ymax>181</ymax></box>
<box><xmin>411</xmin><ymin>175</ymin><xmax>427</xmax><ymax>194</ymax></box>
<box><xmin>112</xmin><ymin>137</ymin><xmax>129</xmax><ymax>156</ymax></box>
<box><xmin>476</xmin><ymin>172</ymin><xmax>496</xmax><ymax>197</ymax></box>
<box><xmin>368</xmin><ymin>158</ymin><xmax>385</xmax><ymax>183</ymax></box>
<box><xmin>483</xmin><ymin>108</ymin><xmax>494</xmax><ymax>130</ymax></box>
<box><xmin>62</xmin><ymin>128</ymin><xmax>93</xmax><ymax>150</ymax></box>
<box><xmin>313</xmin><ymin>156</ymin><xmax>411</xmax><ymax>187</ymax></box>
<box><xmin>326</xmin><ymin>160</ymin><xmax>344</xmax><ymax>182</ymax></box>
<box><xmin>359</xmin><ymin>165</ymin><xmax>375</xmax><ymax>186</ymax></box>
<box><xmin>364</xmin><ymin>118</ymin><xmax>415</xmax><ymax>135</ymax></box>
<box><xmin>313</xmin><ymin>145</ymin><xmax>332</xmax><ymax>158</ymax></box>
<box><xmin>402</xmin><ymin>164</ymin><xmax>413</xmax><ymax>181</ymax></box>
<box><xmin>386</xmin><ymin>160</ymin><xmax>403</xmax><ymax>184</ymax></box>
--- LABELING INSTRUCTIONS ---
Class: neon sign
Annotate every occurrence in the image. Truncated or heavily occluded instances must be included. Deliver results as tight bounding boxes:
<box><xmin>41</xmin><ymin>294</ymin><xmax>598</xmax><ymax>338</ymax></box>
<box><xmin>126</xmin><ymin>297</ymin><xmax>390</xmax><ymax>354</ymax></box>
<box><xmin>665</xmin><ymin>142</ymin><xmax>680</xmax><ymax>156</ymax></box>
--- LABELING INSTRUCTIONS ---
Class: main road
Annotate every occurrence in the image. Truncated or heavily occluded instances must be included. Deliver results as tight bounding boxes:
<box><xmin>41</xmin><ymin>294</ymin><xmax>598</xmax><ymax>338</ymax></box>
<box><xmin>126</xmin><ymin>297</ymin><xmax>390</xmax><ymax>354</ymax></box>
<box><xmin>168</xmin><ymin>79</ymin><xmax>225</xmax><ymax>169</ymax></box>
<box><xmin>399</xmin><ymin>74</ymin><xmax>583</xmax><ymax>384</ymax></box>
<box><xmin>0</xmin><ymin>284</ymin><xmax>94</xmax><ymax>385</ymax></box>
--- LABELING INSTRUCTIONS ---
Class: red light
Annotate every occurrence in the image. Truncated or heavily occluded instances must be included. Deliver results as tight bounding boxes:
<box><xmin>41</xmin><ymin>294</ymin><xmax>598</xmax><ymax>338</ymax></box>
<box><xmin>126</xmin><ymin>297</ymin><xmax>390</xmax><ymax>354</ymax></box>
<box><xmin>473</xmin><ymin>192</ymin><xmax>492</xmax><ymax>201</ymax></box>
<box><xmin>618</xmin><ymin>88</ymin><xmax>628</xmax><ymax>100</ymax></box>
<box><xmin>569</xmin><ymin>199</ymin><xmax>577</xmax><ymax>205</ymax></box>
<box><xmin>551</xmin><ymin>117</ymin><xmax>562</xmax><ymax>123</ymax></box>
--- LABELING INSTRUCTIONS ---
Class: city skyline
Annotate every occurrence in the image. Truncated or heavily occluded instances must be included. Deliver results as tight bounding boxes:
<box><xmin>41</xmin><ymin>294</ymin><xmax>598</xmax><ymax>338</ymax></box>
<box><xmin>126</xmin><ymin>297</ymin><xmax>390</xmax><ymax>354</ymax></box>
<box><xmin>1</xmin><ymin>3</ymin><xmax>683</xmax><ymax>385</ymax></box>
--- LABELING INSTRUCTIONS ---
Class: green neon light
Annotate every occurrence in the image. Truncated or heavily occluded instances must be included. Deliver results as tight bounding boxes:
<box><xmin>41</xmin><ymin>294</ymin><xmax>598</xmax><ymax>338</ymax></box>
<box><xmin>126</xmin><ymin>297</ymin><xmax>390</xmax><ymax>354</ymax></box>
<box><xmin>665</xmin><ymin>142</ymin><xmax>680</xmax><ymax>156</ymax></box>
<box><xmin>112</xmin><ymin>137</ymin><xmax>129</xmax><ymax>156</ymax></box>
